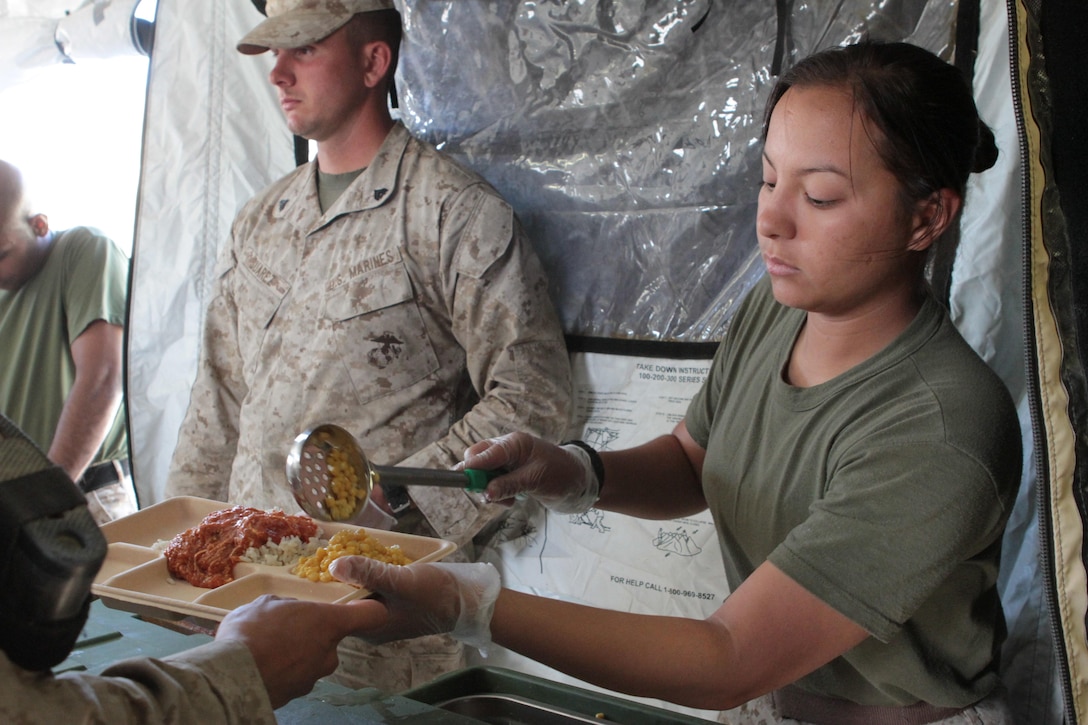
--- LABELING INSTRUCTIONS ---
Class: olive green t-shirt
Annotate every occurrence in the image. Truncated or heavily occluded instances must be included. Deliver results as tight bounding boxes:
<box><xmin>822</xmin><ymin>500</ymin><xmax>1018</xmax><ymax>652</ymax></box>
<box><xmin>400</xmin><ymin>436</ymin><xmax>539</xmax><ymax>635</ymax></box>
<box><xmin>685</xmin><ymin>277</ymin><xmax>1021</xmax><ymax>707</ymax></box>
<box><xmin>317</xmin><ymin>167</ymin><xmax>364</xmax><ymax>213</ymax></box>
<box><xmin>0</xmin><ymin>227</ymin><xmax>129</xmax><ymax>463</ymax></box>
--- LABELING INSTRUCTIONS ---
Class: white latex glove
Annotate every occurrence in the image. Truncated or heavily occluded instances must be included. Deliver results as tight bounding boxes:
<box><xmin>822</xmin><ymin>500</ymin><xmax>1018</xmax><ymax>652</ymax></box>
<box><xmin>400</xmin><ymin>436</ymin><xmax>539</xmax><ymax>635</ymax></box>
<box><xmin>461</xmin><ymin>432</ymin><xmax>600</xmax><ymax>514</ymax></box>
<box><xmin>329</xmin><ymin>557</ymin><xmax>501</xmax><ymax>652</ymax></box>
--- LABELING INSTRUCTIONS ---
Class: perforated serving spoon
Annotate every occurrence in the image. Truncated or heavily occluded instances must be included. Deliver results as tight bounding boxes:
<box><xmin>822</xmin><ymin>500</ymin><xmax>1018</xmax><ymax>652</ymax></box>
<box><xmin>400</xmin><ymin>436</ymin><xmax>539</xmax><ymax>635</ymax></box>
<box><xmin>285</xmin><ymin>423</ymin><xmax>496</xmax><ymax>522</ymax></box>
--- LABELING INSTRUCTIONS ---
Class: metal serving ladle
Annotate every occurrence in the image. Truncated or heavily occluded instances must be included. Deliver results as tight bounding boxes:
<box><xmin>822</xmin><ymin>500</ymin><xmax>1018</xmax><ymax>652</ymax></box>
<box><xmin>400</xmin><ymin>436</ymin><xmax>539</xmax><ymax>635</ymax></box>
<box><xmin>285</xmin><ymin>423</ymin><xmax>495</xmax><ymax>522</ymax></box>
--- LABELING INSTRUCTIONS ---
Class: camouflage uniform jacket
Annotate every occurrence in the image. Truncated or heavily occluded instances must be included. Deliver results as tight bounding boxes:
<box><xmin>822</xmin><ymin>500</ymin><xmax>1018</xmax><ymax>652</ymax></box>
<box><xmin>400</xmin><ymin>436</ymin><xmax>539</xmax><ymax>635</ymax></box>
<box><xmin>167</xmin><ymin>122</ymin><xmax>572</xmax><ymax>547</ymax></box>
<box><xmin>0</xmin><ymin>641</ymin><xmax>274</xmax><ymax>724</ymax></box>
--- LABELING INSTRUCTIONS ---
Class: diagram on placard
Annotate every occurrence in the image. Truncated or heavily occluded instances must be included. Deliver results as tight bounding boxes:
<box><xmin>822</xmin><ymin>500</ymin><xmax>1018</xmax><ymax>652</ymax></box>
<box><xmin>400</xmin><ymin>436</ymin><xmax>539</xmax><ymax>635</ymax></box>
<box><xmin>652</xmin><ymin>526</ymin><xmax>703</xmax><ymax>557</ymax></box>
<box><xmin>568</xmin><ymin>508</ymin><xmax>610</xmax><ymax>533</ymax></box>
<box><xmin>583</xmin><ymin>426</ymin><xmax>621</xmax><ymax>450</ymax></box>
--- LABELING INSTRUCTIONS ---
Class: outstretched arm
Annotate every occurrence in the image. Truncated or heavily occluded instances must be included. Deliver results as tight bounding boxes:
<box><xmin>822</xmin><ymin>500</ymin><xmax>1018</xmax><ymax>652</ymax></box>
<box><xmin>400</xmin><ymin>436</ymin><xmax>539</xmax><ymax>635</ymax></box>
<box><xmin>493</xmin><ymin>561</ymin><xmax>867</xmax><ymax>709</ymax></box>
<box><xmin>4</xmin><ymin>596</ymin><xmax>389</xmax><ymax>724</ymax></box>
<box><xmin>332</xmin><ymin>556</ymin><xmax>867</xmax><ymax>711</ymax></box>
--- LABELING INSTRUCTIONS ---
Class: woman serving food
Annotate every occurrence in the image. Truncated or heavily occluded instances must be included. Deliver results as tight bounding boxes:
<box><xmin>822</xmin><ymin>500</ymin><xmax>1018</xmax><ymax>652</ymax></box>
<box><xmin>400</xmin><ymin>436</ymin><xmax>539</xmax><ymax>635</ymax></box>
<box><xmin>329</xmin><ymin>40</ymin><xmax>1021</xmax><ymax>723</ymax></box>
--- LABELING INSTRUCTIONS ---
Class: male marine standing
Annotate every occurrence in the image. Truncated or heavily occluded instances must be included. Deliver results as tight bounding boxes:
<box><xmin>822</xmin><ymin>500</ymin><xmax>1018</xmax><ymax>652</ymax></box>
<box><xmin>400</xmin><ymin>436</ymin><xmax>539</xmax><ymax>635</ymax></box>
<box><xmin>166</xmin><ymin>0</ymin><xmax>572</xmax><ymax>691</ymax></box>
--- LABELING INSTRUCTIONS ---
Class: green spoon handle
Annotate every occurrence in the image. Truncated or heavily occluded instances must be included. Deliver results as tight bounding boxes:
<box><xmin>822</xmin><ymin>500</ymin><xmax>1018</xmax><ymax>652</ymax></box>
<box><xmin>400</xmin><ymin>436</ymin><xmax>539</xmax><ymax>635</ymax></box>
<box><xmin>460</xmin><ymin>468</ymin><xmax>498</xmax><ymax>492</ymax></box>
<box><xmin>372</xmin><ymin>465</ymin><xmax>499</xmax><ymax>492</ymax></box>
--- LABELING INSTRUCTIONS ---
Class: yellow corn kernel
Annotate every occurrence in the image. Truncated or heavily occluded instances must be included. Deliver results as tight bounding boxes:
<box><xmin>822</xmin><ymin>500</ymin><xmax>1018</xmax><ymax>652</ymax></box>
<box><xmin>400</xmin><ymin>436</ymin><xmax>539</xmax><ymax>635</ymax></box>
<box><xmin>321</xmin><ymin>447</ymin><xmax>369</xmax><ymax>521</ymax></box>
<box><xmin>293</xmin><ymin>528</ymin><xmax>412</xmax><ymax>583</ymax></box>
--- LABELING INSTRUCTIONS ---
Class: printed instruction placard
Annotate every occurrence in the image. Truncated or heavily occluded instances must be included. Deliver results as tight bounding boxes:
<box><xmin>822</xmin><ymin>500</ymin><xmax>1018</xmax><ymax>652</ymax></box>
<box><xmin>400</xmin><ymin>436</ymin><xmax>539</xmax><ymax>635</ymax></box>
<box><xmin>474</xmin><ymin>351</ymin><xmax>729</xmax><ymax>719</ymax></box>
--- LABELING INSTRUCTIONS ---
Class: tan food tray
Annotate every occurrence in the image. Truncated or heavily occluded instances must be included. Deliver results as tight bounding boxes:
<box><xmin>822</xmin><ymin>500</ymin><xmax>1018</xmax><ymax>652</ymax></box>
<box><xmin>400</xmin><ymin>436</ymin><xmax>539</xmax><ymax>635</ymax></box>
<box><xmin>91</xmin><ymin>496</ymin><xmax>456</xmax><ymax>623</ymax></box>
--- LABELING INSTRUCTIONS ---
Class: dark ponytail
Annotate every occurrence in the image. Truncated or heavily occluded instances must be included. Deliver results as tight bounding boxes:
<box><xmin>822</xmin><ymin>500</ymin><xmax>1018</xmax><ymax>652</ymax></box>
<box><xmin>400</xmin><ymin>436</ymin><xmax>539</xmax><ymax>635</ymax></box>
<box><xmin>973</xmin><ymin>119</ymin><xmax>999</xmax><ymax>174</ymax></box>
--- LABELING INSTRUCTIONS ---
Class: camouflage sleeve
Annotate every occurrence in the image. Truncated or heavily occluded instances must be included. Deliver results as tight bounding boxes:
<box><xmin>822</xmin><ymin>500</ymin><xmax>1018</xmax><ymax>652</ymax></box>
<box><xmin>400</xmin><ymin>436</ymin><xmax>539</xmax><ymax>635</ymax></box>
<box><xmin>401</xmin><ymin>184</ymin><xmax>573</xmax><ymax>548</ymax></box>
<box><xmin>0</xmin><ymin>641</ymin><xmax>275</xmax><ymax>725</ymax></box>
<box><xmin>165</xmin><ymin>238</ymin><xmax>247</xmax><ymax>503</ymax></box>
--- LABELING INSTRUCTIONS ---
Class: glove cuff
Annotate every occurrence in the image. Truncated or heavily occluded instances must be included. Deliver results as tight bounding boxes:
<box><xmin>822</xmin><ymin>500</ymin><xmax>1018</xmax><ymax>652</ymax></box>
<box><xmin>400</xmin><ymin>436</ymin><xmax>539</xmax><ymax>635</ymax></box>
<box><xmin>449</xmin><ymin>563</ymin><xmax>502</xmax><ymax>653</ymax></box>
<box><xmin>547</xmin><ymin>443</ymin><xmax>602</xmax><ymax>514</ymax></box>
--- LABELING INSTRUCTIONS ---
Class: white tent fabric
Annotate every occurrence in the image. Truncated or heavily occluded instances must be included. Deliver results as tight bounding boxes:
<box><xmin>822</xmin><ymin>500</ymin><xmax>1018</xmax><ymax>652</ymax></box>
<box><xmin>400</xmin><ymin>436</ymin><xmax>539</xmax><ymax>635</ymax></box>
<box><xmin>126</xmin><ymin>0</ymin><xmax>292</xmax><ymax>505</ymax></box>
<box><xmin>56</xmin><ymin>0</ymin><xmax>146</xmax><ymax>62</ymax></box>
<box><xmin>951</xmin><ymin>4</ymin><xmax>1060</xmax><ymax>722</ymax></box>
<box><xmin>0</xmin><ymin>0</ymin><xmax>146</xmax><ymax>86</ymax></box>
<box><xmin>1</xmin><ymin>0</ymin><xmax>80</xmax><ymax>14</ymax></box>
<box><xmin>0</xmin><ymin>17</ymin><xmax>63</xmax><ymax>80</ymax></box>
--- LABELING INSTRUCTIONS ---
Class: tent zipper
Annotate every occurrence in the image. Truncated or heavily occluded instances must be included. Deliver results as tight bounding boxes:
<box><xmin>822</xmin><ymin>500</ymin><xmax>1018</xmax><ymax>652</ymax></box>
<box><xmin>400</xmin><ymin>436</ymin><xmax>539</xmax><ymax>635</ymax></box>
<box><xmin>1006</xmin><ymin>0</ymin><xmax>1078</xmax><ymax>719</ymax></box>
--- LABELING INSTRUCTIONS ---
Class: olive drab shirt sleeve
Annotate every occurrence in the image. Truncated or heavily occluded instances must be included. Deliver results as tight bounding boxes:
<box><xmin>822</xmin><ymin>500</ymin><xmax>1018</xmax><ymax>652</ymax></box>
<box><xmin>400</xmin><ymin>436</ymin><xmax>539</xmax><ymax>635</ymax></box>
<box><xmin>0</xmin><ymin>641</ymin><xmax>275</xmax><ymax>725</ymax></box>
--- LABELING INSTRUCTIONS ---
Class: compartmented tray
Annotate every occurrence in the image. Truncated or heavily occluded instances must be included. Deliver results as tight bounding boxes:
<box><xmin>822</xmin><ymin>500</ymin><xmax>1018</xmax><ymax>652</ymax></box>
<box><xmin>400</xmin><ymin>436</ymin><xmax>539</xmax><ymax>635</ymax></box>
<box><xmin>91</xmin><ymin>496</ymin><xmax>456</xmax><ymax>623</ymax></box>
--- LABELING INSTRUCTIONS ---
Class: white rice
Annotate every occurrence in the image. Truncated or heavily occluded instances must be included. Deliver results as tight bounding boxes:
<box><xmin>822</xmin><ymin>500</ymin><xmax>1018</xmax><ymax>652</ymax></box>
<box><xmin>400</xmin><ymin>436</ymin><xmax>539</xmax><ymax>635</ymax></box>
<box><xmin>238</xmin><ymin>535</ymin><xmax>325</xmax><ymax>567</ymax></box>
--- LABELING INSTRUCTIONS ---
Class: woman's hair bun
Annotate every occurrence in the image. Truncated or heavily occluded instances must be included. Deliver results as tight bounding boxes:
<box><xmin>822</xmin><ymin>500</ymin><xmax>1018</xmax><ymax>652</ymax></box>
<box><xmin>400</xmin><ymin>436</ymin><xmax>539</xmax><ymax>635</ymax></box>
<box><xmin>972</xmin><ymin>120</ymin><xmax>999</xmax><ymax>173</ymax></box>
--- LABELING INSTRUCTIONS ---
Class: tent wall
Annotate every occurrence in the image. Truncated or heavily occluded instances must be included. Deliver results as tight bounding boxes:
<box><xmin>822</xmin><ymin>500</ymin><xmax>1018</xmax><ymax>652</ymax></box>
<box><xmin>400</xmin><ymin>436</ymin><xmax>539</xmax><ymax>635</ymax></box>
<box><xmin>0</xmin><ymin>0</ymin><xmax>149</xmax><ymax>86</ymax></box>
<box><xmin>1014</xmin><ymin>0</ymin><xmax>1088</xmax><ymax>720</ymax></box>
<box><xmin>124</xmin><ymin>0</ymin><xmax>1080</xmax><ymax>721</ymax></box>
<box><xmin>127</xmin><ymin>0</ymin><xmax>292</xmax><ymax>502</ymax></box>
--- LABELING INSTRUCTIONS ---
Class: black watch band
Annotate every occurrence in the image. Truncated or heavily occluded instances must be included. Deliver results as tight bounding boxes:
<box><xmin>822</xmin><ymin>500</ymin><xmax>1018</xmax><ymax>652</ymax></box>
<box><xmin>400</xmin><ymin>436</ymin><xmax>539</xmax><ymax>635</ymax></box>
<box><xmin>561</xmin><ymin>439</ymin><xmax>605</xmax><ymax>491</ymax></box>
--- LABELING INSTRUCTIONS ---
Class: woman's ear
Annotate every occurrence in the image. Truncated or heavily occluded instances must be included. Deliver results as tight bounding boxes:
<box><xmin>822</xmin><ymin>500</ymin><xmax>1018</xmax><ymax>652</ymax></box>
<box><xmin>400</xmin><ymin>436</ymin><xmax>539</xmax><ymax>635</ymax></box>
<box><xmin>907</xmin><ymin>188</ymin><xmax>961</xmax><ymax>252</ymax></box>
<box><xmin>29</xmin><ymin>213</ymin><xmax>49</xmax><ymax>238</ymax></box>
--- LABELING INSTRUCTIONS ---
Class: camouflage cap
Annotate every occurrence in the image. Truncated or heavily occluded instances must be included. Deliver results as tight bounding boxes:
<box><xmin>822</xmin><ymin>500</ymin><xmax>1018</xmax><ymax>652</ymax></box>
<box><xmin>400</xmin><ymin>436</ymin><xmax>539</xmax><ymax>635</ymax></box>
<box><xmin>237</xmin><ymin>0</ymin><xmax>395</xmax><ymax>55</ymax></box>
